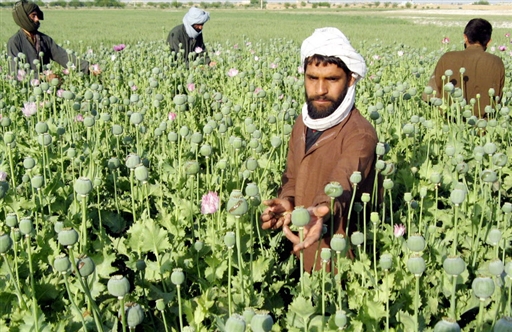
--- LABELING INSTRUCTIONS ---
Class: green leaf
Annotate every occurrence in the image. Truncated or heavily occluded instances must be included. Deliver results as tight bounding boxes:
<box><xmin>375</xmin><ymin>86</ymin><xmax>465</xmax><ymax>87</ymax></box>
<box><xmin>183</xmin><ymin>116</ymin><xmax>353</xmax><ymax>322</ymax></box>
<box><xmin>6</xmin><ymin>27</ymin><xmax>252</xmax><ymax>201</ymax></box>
<box><xmin>139</xmin><ymin>218</ymin><xmax>171</xmax><ymax>254</ymax></box>
<box><xmin>289</xmin><ymin>295</ymin><xmax>316</xmax><ymax>320</ymax></box>
<box><xmin>397</xmin><ymin>310</ymin><xmax>416</xmax><ymax>332</ymax></box>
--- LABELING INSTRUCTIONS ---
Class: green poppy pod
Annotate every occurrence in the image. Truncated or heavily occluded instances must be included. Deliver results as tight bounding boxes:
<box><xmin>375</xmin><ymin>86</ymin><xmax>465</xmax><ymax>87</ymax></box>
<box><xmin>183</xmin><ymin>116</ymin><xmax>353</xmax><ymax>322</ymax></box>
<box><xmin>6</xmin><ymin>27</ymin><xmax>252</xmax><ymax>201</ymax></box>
<box><xmin>56</xmin><ymin>126</ymin><xmax>65</xmax><ymax>136</ymax></box>
<box><xmin>108</xmin><ymin>275</ymin><xmax>130</xmax><ymax>298</ymax></box>
<box><xmin>324</xmin><ymin>181</ymin><xmax>343</xmax><ymax>198</ymax></box>
<box><xmin>445</xmin><ymin>145</ymin><xmax>456</xmax><ymax>157</ymax></box>
<box><xmin>488</xmin><ymin>259</ymin><xmax>504</xmax><ymax>276</ymax></box>
<box><xmin>135</xmin><ymin>259</ymin><xmax>146</xmax><ymax>271</ymax></box>
<box><xmin>108</xmin><ymin>157</ymin><xmax>120</xmax><ymax>170</ymax></box>
<box><xmin>443</xmin><ymin>256</ymin><xmax>466</xmax><ymax>276</ymax></box>
<box><xmin>83</xmin><ymin>116</ymin><xmax>95</xmax><ymax>128</ymax></box>
<box><xmin>320</xmin><ymin>248</ymin><xmax>331</xmax><ymax>262</ymax></box>
<box><xmin>252</xmin><ymin>130</ymin><xmax>262</xmax><ymax>139</ymax></box>
<box><xmin>456</xmin><ymin>162</ymin><xmax>469</xmax><ymax>174</ymax></box>
<box><xmin>231</xmin><ymin>137</ymin><xmax>242</xmax><ymax>150</ymax></box>
<box><xmin>375</xmin><ymin>142</ymin><xmax>386</xmax><ymax>156</ymax></box>
<box><xmin>402</xmin><ymin>123</ymin><xmax>414</xmax><ymax>135</ymax></box>
<box><xmin>481</xmin><ymin>170</ymin><xmax>497</xmax><ymax>183</ymax></box>
<box><xmin>291</xmin><ymin>206</ymin><xmax>310</xmax><ymax>227</ymax></box>
<box><xmin>433</xmin><ymin>317</ymin><xmax>461</xmax><ymax>332</ymax></box>
<box><xmin>450</xmin><ymin>188</ymin><xmax>466</xmax><ymax>205</ymax></box>
<box><xmin>4</xmin><ymin>132</ymin><xmax>16</xmax><ymax>145</ymax></box>
<box><xmin>502</xmin><ymin>202</ymin><xmax>512</xmax><ymax>214</ymax></box>
<box><xmin>53</xmin><ymin>254</ymin><xmax>71</xmax><ymax>273</ymax></box>
<box><xmin>506</xmin><ymin>262</ymin><xmax>512</xmax><ymax>278</ymax></box>
<box><xmin>381</xmin><ymin>162</ymin><xmax>396</xmax><ymax>176</ymax></box>
<box><xmin>407</xmin><ymin>254</ymin><xmax>426</xmax><ymax>276</ymax></box>
<box><xmin>351</xmin><ymin>231</ymin><xmax>364</xmax><ymax>246</ymax></box>
<box><xmin>383</xmin><ymin>179</ymin><xmax>394</xmax><ymax>190</ymax></box>
<box><xmin>58</xmin><ymin>227</ymin><xmax>79</xmax><ymax>247</ymax></box>
<box><xmin>199</xmin><ymin>144</ymin><xmax>212</xmax><ymax>157</ymax></box>
<box><xmin>31</xmin><ymin>175</ymin><xmax>44</xmax><ymax>189</ymax></box>
<box><xmin>430</xmin><ymin>172</ymin><xmax>441</xmax><ymax>184</ymax></box>
<box><xmin>245</xmin><ymin>183</ymin><xmax>259</xmax><ymax>197</ymax></box>
<box><xmin>112</xmin><ymin>124</ymin><xmax>123</xmax><ymax>136</ymax></box>
<box><xmin>6</xmin><ymin>213</ymin><xmax>18</xmax><ymax>228</ymax></box>
<box><xmin>361</xmin><ymin>193</ymin><xmax>370</xmax><ymax>203</ymax></box>
<box><xmin>350</xmin><ymin>171</ymin><xmax>362</xmax><ymax>184</ymax></box>
<box><xmin>494</xmin><ymin>317</ymin><xmax>512</xmax><ymax>332</ymax></box>
<box><xmin>407</xmin><ymin>234</ymin><xmax>426</xmax><ymax>252</ymax></box>
<box><xmin>419</xmin><ymin>186</ymin><xmax>428</xmax><ymax>198</ymax></box>
<box><xmin>66</xmin><ymin>148</ymin><xmax>76</xmax><ymax>159</ymax></box>
<box><xmin>0</xmin><ymin>232</ymin><xmax>13</xmax><ymax>254</ymax></box>
<box><xmin>404</xmin><ymin>192</ymin><xmax>413</xmax><ymax>202</ymax></box>
<box><xmin>224</xmin><ymin>231</ymin><xmax>235</xmax><ymax>248</ymax></box>
<box><xmin>487</xmin><ymin>228</ymin><xmax>502</xmax><ymax>246</ymax></box>
<box><xmin>54</xmin><ymin>221</ymin><xmax>64</xmax><ymax>234</ymax></box>
<box><xmin>243</xmin><ymin>307</ymin><xmax>256</xmax><ymax>325</ymax></box>
<box><xmin>334</xmin><ymin>310</ymin><xmax>348</xmax><ymax>329</ymax></box>
<box><xmin>483</xmin><ymin>142</ymin><xmax>497</xmax><ymax>155</ymax></box>
<box><xmin>246</xmin><ymin>158</ymin><xmax>258</xmax><ymax>171</ymax></box>
<box><xmin>155</xmin><ymin>298</ymin><xmax>166</xmax><ymax>311</ymax></box>
<box><xmin>129</xmin><ymin>94</ymin><xmax>139</xmax><ymax>103</ymax></box>
<box><xmin>125</xmin><ymin>153</ymin><xmax>140</xmax><ymax>170</ymax></box>
<box><xmin>190</xmin><ymin>132</ymin><xmax>202</xmax><ymax>145</ymax></box>
<box><xmin>35</xmin><ymin>121</ymin><xmax>48</xmax><ymax>134</ymax></box>
<box><xmin>370</xmin><ymin>212</ymin><xmax>379</xmax><ymax>224</ymax></box>
<box><xmin>216</xmin><ymin>159</ymin><xmax>227</xmax><ymax>170</ymax></box>
<box><xmin>379</xmin><ymin>253</ymin><xmax>393</xmax><ymax>271</ymax></box>
<box><xmin>492</xmin><ymin>153</ymin><xmax>508</xmax><ymax>167</ymax></box>
<box><xmin>251</xmin><ymin>311</ymin><xmax>274</xmax><ymax>332</ymax></box>
<box><xmin>171</xmin><ymin>268</ymin><xmax>185</xmax><ymax>286</ymax></box>
<box><xmin>125</xmin><ymin>302</ymin><xmax>144</xmax><ymax>328</ymax></box>
<box><xmin>270</xmin><ymin>136</ymin><xmax>281</xmax><ymax>148</ymax></box>
<box><xmin>134</xmin><ymin>165</ymin><xmax>149</xmax><ymax>183</ymax></box>
<box><xmin>76</xmin><ymin>255</ymin><xmax>95</xmax><ymax>277</ymax></box>
<box><xmin>194</xmin><ymin>240</ymin><xmax>203</xmax><ymax>252</ymax></box>
<box><xmin>330</xmin><ymin>234</ymin><xmax>347</xmax><ymax>252</ymax></box>
<box><xmin>472</xmin><ymin>276</ymin><xmax>495</xmax><ymax>300</ymax></box>
<box><xmin>225</xmin><ymin>314</ymin><xmax>246</xmax><ymax>332</ymax></box>
<box><xmin>369</xmin><ymin>110</ymin><xmax>380</xmax><ymax>121</ymax></box>
<box><xmin>93</xmin><ymin>177</ymin><xmax>102</xmax><ymax>188</ymax></box>
<box><xmin>130</xmin><ymin>112</ymin><xmax>143</xmax><ymax>126</ymax></box>
<box><xmin>227</xmin><ymin>190</ymin><xmax>248</xmax><ymax>216</ymax></box>
<box><xmin>74</xmin><ymin>177</ymin><xmax>93</xmax><ymax>196</ymax></box>
<box><xmin>37</xmin><ymin>133</ymin><xmax>52</xmax><ymax>146</ymax></box>
<box><xmin>19</xmin><ymin>217</ymin><xmax>33</xmax><ymax>235</ymax></box>
<box><xmin>62</xmin><ymin>91</ymin><xmax>75</xmax><ymax>100</ymax></box>
<box><xmin>184</xmin><ymin>160</ymin><xmax>200</xmax><ymax>176</ymax></box>
<box><xmin>1</xmin><ymin>117</ymin><xmax>12</xmax><ymax>128</ymax></box>
<box><xmin>168</xmin><ymin>132</ymin><xmax>178</xmax><ymax>142</ymax></box>
<box><xmin>12</xmin><ymin>228</ymin><xmax>21</xmax><ymax>242</ymax></box>
<box><xmin>173</xmin><ymin>94</ymin><xmax>187</xmax><ymax>106</ymax></box>
<box><xmin>179</xmin><ymin>125</ymin><xmax>189</xmax><ymax>137</ymax></box>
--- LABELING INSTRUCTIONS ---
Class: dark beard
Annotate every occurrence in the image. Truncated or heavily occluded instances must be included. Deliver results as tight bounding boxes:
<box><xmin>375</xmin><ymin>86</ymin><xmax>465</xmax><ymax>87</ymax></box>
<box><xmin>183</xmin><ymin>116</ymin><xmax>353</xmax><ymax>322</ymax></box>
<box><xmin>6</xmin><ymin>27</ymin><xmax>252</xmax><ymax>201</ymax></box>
<box><xmin>306</xmin><ymin>85</ymin><xmax>348</xmax><ymax>119</ymax></box>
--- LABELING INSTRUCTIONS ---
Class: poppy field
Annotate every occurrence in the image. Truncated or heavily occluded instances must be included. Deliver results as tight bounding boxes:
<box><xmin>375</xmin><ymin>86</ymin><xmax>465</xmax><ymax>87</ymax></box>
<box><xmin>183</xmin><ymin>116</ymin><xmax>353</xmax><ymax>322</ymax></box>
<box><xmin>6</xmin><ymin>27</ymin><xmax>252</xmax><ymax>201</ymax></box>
<box><xmin>0</xmin><ymin>7</ymin><xmax>512</xmax><ymax>332</ymax></box>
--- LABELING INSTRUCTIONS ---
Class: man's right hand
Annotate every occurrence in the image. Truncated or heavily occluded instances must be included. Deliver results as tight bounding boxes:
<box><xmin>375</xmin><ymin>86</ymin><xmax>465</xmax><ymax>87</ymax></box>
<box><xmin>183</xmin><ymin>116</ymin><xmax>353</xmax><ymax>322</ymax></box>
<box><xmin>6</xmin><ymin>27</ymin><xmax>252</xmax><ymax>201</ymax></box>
<box><xmin>260</xmin><ymin>198</ymin><xmax>294</xmax><ymax>230</ymax></box>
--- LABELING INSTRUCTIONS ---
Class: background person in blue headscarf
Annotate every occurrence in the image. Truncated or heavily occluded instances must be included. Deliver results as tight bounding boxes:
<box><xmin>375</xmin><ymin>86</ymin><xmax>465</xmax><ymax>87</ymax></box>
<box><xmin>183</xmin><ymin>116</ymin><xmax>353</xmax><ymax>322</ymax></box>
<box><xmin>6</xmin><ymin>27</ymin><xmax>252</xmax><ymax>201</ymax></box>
<box><xmin>167</xmin><ymin>7</ymin><xmax>215</xmax><ymax>67</ymax></box>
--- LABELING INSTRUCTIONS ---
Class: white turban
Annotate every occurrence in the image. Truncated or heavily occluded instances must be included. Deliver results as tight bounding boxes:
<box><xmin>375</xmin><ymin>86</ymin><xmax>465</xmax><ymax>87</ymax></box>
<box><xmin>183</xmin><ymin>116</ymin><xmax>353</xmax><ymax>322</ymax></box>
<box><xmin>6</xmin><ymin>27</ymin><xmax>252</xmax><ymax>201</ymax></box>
<box><xmin>300</xmin><ymin>27</ymin><xmax>367</xmax><ymax>80</ymax></box>
<box><xmin>300</xmin><ymin>27</ymin><xmax>367</xmax><ymax>131</ymax></box>
<box><xmin>183</xmin><ymin>7</ymin><xmax>210</xmax><ymax>39</ymax></box>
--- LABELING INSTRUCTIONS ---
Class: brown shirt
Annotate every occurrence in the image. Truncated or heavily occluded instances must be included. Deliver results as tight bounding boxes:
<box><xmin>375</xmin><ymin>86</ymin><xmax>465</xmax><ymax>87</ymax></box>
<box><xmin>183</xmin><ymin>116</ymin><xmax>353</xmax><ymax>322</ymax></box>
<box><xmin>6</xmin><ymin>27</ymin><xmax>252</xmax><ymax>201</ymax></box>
<box><xmin>426</xmin><ymin>44</ymin><xmax>505</xmax><ymax>117</ymax></box>
<box><xmin>279</xmin><ymin>108</ymin><xmax>377</xmax><ymax>272</ymax></box>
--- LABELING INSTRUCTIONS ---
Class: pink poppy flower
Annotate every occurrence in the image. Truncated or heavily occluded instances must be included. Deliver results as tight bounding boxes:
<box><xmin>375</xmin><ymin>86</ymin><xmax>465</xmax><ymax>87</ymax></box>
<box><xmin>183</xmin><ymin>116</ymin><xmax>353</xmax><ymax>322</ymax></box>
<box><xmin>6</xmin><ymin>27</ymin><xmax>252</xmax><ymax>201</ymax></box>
<box><xmin>113</xmin><ymin>44</ymin><xmax>126</xmax><ymax>52</ymax></box>
<box><xmin>227</xmin><ymin>68</ymin><xmax>239</xmax><ymax>77</ymax></box>
<box><xmin>195</xmin><ymin>46</ymin><xmax>203</xmax><ymax>53</ymax></box>
<box><xmin>498</xmin><ymin>45</ymin><xmax>506</xmax><ymax>51</ymax></box>
<box><xmin>30</xmin><ymin>79</ymin><xmax>40</xmax><ymax>86</ymax></box>
<box><xmin>21</xmin><ymin>102</ymin><xmax>37</xmax><ymax>117</ymax></box>
<box><xmin>131</xmin><ymin>85</ymin><xmax>138</xmax><ymax>91</ymax></box>
<box><xmin>0</xmin><ymin>171</ymin><xmax>8</xmax><ymax>182</ymax></box>
<box><xmin>75</xmin><ymin>114</ymin><xmax>84</xmax><ymax>122</ymax></box>
<box><xmin>57</xmin><ymin>89</ymin><xmax>64</xmax><ymax>98</ymax></box>
<box><xmin>201</xmin><ymin>191</ymin><xmax>219</xmax><ymax>214</ymax></box>
<box><xmin>187</xmin><ymin>83</ymin><xmax>195</xmax><ymax>92</ymax></box>
<box><xmin>168</xmin><ymin>112</ymin><xmax>177</xmax><ymax>121</ymax></box>
<box><xmin>394</xmin><ymin>224</ymin><xmax>406</xmax><ymax>238</ymax></box>
<box><xmin>270</xmin><ymin>63</ymin><xmax>278</xmax><ymax>69</ymax></box>
<box><xmin>442</xmin><ymin>37</ymin><xmax>450</xmax><ymax>44</ymax></box>
<box><xmin>62</xmin><ymin>68</ymin><xmax>70</xmax><ymax>75</ymax></box>
<box><xmin>17</xmin><ymin>69</ymin><xmax>26</xmax><ymax>81</ymax></box>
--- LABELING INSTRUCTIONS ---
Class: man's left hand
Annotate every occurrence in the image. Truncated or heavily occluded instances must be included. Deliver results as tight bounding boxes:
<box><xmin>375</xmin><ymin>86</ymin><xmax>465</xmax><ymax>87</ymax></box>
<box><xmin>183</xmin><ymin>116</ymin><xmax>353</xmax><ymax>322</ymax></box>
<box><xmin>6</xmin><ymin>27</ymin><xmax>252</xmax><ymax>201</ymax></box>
<box><xmin>282</xmin><ymin>205</ymin><xmax>330</xmax><ymax>253</ymax></box>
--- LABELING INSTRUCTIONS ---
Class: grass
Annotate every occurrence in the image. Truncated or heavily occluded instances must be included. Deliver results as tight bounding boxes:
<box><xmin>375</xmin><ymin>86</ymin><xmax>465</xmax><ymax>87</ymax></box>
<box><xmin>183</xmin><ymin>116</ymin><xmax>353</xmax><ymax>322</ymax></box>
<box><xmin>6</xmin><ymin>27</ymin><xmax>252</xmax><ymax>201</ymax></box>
<box><xmin>1</xmin><ymin>7</ymin><xmax>510</xmax><ymax>52</ymax></box>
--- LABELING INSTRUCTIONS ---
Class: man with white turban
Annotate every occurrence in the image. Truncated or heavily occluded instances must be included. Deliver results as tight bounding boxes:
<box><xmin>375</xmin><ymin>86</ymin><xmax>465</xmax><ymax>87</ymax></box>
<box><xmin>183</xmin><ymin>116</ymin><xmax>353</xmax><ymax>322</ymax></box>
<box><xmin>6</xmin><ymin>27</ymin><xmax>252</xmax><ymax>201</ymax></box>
<box><xmin>167</xmin><ymin>7</ymin><xmax>214</xmax><ymax>66</ymax></box>
<box><xmin>261</xmin><ymin>27</ymin><xmax>378</xmax><ymax>272</ymax></box>
<box><xmin>7</xmin><ymin>0</ymin><xmax>99</xmax><ymax>78</ymax></box>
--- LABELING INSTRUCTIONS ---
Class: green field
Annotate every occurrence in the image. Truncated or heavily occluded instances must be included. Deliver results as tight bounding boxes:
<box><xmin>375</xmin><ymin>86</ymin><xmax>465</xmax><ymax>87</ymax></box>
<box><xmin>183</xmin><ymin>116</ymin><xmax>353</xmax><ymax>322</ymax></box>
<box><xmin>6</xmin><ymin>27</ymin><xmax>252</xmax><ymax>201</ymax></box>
<box><xmin>1</xmin><ymin>7</ymin><xmax>511</xmax><ymax>51</ymax></box>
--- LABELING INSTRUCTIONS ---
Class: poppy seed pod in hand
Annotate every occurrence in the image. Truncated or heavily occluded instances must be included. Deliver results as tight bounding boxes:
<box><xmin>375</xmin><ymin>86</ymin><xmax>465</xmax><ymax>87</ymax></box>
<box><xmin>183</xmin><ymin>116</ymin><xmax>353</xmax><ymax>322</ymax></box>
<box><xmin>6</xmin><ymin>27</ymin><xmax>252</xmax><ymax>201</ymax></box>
<box><xmin>291</xmin><ymin>206</ymin><xmax>310</xmax><ymax>227</ymax></box>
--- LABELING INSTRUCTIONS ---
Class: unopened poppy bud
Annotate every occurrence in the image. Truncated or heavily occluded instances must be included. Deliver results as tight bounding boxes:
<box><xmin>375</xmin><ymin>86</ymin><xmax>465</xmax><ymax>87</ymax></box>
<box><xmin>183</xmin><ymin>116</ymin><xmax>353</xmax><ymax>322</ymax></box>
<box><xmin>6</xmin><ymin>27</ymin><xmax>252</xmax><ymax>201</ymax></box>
<box><xmin>224</xmin><ymin>231</ymin><xmax>235</xmax><ymax>248</ymax></box>
<box><xmin>379</xmin><ymin>253</ymin><xmax>393</xmax><ymax>271</ymax></box>
<box><xmin>171</xmin><ymin>268</ymin><xmax>185</xmax><ymax>286</ymax></box>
